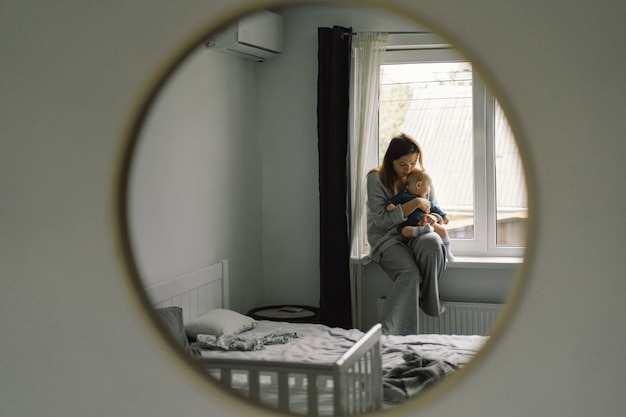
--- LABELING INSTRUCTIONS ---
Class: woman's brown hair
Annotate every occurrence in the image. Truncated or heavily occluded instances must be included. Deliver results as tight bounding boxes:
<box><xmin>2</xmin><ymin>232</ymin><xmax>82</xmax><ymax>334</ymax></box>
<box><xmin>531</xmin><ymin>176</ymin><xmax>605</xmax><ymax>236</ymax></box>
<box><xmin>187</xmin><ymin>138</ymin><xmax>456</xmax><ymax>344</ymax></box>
<box><xmin>371</xmin><ymin>133</ymin><xmax>424</xmax><ymax>194</ymax></box>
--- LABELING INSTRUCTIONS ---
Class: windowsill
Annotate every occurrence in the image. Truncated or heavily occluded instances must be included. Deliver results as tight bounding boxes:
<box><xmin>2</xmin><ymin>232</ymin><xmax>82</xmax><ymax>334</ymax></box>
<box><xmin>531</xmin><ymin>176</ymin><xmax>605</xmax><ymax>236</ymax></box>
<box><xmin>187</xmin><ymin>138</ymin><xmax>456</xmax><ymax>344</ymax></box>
<box><xmin>447</xmin><ymin>256</ymin><xmax>523</xmax><ymax>269</ymax></box>
<box><xmin>352</xmin><ymin>254</ymin><xmax>523</xmax><ymax>269</ymax></box>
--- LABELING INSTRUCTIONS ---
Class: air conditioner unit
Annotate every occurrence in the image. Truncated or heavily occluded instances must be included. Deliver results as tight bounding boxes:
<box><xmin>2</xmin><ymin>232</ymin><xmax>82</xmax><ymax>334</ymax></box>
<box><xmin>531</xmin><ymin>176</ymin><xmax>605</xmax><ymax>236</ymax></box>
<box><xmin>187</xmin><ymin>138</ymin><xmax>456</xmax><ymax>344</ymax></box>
<box><xmin>205</xmin><ymin>10</ymin><xmax>283</xmax><ymax>62</ymax></box>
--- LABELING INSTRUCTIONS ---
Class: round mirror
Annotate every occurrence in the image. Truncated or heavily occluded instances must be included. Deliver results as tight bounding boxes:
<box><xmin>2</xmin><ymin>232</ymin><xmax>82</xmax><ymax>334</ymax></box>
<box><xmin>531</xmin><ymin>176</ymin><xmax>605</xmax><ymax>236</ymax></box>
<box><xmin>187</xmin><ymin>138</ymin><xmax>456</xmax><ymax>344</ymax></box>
<box><xmin>119</xmin><ymin>2</ymin><xmax>530</xmax><ymax>415</ymax></box>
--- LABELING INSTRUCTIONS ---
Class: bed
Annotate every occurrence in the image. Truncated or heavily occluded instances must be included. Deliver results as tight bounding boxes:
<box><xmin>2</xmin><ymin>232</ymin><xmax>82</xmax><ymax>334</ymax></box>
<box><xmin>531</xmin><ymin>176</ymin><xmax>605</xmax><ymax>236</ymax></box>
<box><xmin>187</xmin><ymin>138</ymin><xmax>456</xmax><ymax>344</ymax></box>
<box><xmin>146</xmin><ymin>260</ymin><xmax>487</xmax><ymax>416</ymax></box>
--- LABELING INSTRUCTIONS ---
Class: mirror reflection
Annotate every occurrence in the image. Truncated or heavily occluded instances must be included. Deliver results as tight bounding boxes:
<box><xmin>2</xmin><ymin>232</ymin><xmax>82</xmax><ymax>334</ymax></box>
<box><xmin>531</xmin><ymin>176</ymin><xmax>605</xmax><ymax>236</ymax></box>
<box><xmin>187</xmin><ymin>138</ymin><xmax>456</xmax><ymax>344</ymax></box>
<box><xmin>125</xmin><ymin>2</ymin><xmax>527</xmax><ymax>415</ymax></box>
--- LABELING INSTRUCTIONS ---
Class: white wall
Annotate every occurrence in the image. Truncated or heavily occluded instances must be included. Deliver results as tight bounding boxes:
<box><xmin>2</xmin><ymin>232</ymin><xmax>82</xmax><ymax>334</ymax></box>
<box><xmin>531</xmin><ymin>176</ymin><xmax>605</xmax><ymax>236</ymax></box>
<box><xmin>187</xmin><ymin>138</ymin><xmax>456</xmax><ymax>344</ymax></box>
<box><xmin>128</xmin><ymin>3</ymin><xmax>427</xmax><ymax>312</ymax></box>
<box><xmin>2</xmin><ymin>1</ymin><xmax>626</xmax><ymax>417</ymax></box>
<box><xmin>257</xmin><ymin>4</ymin><xmax>427</xmax><ymax>306</ymax></box>
<box><xmin>128</xmin><ymin>2</ymin><xmax>515</xmax><ymax>318</ymax></box>
<box><xmin>259</xmin><ymin>4</ymin><xmax>518</xmax><ymax>313</ymax></box>
<box><xmin>128</xmin><ymin>45</ymin><xmax>264</xmax><ymax>313</ymax></box>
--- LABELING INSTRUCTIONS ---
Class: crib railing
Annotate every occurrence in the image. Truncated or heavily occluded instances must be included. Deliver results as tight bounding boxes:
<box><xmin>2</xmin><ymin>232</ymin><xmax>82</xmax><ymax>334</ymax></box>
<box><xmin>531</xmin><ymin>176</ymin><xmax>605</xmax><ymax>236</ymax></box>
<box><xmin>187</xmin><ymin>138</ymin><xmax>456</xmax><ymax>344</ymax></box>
<box><xmin>333</xmin><ymin>323</ymin><xmax>382</xmax><ymax>415</ymax></box>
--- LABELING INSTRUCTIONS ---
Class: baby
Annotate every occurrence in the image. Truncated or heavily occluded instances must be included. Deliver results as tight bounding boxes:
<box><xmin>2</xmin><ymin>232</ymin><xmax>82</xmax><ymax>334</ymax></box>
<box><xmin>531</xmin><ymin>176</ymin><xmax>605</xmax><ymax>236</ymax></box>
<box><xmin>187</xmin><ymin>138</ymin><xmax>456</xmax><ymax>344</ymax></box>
<box><xmin>386</xmin><ymin>169</ymin><xmax>455</xmax><ymax>262</ymax></box>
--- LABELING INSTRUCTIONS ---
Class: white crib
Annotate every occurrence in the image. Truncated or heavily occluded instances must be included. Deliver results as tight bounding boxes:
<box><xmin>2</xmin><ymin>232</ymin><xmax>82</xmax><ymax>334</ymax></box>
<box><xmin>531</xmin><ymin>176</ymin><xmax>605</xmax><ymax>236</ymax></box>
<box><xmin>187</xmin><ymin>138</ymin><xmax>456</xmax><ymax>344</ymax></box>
<box><xmin>146</xmin><ymin>259</ymin><xmax>383</xmax><ymax>416</ymax></box>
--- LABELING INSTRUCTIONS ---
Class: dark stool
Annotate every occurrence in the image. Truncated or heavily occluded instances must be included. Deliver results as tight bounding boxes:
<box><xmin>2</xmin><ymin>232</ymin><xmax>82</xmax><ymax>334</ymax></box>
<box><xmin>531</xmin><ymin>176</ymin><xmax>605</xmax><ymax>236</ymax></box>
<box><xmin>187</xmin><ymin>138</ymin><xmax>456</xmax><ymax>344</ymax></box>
<box><xmin>248</xmin><ymin>305</ymin><xmax>320</xmax><ymax>323</ymax></box>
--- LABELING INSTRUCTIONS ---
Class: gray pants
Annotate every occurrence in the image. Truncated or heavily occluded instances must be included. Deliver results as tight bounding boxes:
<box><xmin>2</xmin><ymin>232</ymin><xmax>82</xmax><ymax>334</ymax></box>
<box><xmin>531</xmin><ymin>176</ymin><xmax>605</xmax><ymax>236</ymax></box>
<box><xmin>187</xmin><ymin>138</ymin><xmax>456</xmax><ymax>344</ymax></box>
<box><xmin>378</xmin><ymin>233</ymin><xmax>446</xmax><ymax>335</ymax></box>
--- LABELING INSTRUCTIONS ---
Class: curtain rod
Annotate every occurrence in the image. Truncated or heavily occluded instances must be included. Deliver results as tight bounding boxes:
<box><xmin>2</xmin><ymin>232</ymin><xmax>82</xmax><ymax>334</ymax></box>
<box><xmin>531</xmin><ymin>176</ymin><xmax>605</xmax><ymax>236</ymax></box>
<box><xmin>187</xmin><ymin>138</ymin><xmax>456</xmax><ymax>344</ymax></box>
<box><xmin>337</xmin><ymin>29</ymin><xmax>433</xmax><ymax>41</ymax></box>
<box><xmin>347</xmin><ymin>30</ymin><xmax>450</xmax><ymax>49</ymax></box>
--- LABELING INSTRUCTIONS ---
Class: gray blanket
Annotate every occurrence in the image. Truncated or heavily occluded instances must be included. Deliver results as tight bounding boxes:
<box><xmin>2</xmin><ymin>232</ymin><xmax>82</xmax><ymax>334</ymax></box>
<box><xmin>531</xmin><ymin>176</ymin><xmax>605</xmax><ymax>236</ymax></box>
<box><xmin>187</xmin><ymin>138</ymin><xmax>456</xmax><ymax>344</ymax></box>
<box><xmin>382</xmin><ymin>348</ymin><xmax>457</xmax><ymax>404</ymax></box>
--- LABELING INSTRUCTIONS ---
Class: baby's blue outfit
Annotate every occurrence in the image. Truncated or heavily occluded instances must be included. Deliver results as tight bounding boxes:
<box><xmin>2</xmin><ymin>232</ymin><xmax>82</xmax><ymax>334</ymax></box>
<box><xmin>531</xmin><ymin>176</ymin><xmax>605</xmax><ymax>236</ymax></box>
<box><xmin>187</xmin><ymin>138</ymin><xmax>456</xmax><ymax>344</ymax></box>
<box><xmin>386</xmin><ymin>189</ymin><xmax>455</xmax><ymax>263</ymax></box>
<box><xmin>386</xmin><ymin>189</ymin><xmax>448</xmax><ymax>228</ymax></box>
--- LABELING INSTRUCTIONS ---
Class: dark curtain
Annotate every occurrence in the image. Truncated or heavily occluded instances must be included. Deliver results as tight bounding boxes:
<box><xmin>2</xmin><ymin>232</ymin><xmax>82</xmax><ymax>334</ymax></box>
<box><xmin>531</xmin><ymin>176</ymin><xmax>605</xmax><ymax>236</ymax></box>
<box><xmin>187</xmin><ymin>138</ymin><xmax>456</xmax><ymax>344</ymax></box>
<box><xmin>317</xmin><ymin>26</ymin><xmax>352</xmax><ymax>328</ymax></box>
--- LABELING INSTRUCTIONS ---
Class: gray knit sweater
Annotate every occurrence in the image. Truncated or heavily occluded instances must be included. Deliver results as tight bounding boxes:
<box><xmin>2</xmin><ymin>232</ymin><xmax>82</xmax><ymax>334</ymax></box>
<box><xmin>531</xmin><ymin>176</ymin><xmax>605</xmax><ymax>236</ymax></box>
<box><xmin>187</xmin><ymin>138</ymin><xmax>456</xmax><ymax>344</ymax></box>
<box><xmin>366</xmin><ymin>171</ymin><xmax>436</xmax><ymax>262</ymax></box>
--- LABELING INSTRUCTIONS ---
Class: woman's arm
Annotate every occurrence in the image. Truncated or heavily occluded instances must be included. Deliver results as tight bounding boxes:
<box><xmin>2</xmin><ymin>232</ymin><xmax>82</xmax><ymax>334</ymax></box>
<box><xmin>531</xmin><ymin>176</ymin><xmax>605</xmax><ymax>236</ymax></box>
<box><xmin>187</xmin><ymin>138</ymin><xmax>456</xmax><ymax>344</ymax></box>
<box><xmin>400</xmin><ymin>197</ymin><xmax>431</xmax><ymax>218</ymax></box>
<box><xmin>366</xmin><ymin>172</ymin><xmax>406</xmax><ymax>231</ymax></box>
<box><xmin>388</xmin><ymin>189</ymin><xmax>432</xmax><ymax>218</ymax></box>
<box><xmin>367</xmin><ymin>172</ymin><xmax>431</xmax><ymax>227</ymax></box>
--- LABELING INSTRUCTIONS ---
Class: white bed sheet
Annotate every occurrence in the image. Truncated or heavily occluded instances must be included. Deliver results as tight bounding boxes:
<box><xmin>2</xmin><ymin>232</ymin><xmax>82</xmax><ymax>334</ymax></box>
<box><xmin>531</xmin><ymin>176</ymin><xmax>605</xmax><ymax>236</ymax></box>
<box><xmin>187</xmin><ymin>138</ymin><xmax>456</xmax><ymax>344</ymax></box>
<box><xmin>195</xmin><ymin>320</ymin><xmax>365</xmax><ymax>363</ymax></box>
<box><xmin>195</xmin><ymin>320</ymin><xmax>486</xmax><ymax>364</ymax></box>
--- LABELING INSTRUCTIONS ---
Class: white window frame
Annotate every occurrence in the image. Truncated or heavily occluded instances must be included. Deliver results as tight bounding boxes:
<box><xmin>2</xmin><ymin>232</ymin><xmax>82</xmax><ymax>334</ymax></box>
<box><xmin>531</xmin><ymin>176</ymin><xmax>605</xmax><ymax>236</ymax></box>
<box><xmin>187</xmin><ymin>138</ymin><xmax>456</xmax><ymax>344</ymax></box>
<box><xmin>362</xmin><ymin>33</ymin><xmax>526</xmax><ymax>259</ymax></box>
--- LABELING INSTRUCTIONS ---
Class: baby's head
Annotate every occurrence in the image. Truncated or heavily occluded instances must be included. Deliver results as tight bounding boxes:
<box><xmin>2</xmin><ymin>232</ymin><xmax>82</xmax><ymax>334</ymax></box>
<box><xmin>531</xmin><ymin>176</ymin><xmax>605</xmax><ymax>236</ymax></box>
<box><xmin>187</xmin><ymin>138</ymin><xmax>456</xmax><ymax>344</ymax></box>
<box><xmin>407</xmin><ymin>169</ymin><xmax>432</xmax><ymax>197</ymax></box>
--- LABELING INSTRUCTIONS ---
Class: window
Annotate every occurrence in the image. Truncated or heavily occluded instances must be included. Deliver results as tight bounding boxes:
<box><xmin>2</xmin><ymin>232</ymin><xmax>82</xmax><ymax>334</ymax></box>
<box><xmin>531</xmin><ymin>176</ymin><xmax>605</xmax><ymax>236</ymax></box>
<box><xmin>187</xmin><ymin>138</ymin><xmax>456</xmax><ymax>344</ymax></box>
<box><xmin>373</xmin><ymin>35</ymin><xmax>527</xmax><ymax>258</ymax></box>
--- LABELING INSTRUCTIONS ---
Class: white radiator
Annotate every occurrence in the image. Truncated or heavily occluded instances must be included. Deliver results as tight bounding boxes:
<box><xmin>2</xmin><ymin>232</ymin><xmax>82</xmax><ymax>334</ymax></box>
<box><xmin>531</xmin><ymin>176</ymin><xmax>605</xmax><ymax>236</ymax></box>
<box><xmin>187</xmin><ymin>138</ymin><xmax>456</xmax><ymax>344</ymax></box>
<box><xmin>377</xmin><ymin>298</ymin><xmax>502</xmax><ymax>336</ymax></box>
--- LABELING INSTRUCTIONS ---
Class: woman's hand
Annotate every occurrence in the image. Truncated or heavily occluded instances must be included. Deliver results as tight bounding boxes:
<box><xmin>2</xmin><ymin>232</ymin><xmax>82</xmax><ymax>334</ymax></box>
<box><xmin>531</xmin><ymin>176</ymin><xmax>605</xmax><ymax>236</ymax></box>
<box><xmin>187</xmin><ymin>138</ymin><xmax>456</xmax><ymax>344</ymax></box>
<box><xmin>413</xmin><ymin>197</ymin><xmax>431</xmax><ymax>214</ymax></box>
<box><xmin>418</xmin><ymin>214</ymin><xmax>438</xmax><ymax>226</ymax></box>
<box><xmin>400</xmin><ymin>197</ymin><xmax>431</xmax><ymax>219</ymax></box>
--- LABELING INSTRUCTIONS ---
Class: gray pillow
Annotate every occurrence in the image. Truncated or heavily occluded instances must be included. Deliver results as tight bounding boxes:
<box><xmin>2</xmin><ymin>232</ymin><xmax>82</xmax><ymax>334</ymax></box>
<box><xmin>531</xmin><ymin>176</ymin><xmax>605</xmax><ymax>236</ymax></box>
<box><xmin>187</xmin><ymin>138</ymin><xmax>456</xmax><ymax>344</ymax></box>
<box><xmin>184</xmin><ymin>308</ymin><xmax>257</xmax><ymax>338</ymax></box>
<box><xmin>155</xmin><ymin>306</ymin><xmax>191</xmax><ymax>353</ymax></box>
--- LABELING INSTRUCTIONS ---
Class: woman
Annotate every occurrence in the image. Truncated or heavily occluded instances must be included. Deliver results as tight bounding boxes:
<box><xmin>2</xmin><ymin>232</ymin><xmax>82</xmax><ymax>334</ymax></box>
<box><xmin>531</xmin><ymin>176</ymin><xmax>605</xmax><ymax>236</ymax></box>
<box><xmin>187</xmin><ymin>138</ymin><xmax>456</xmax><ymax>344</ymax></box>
<box><xmin>366</xmin><ymin>133</ymin><xmax>446</xmax><ymax>335</ymax></box>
